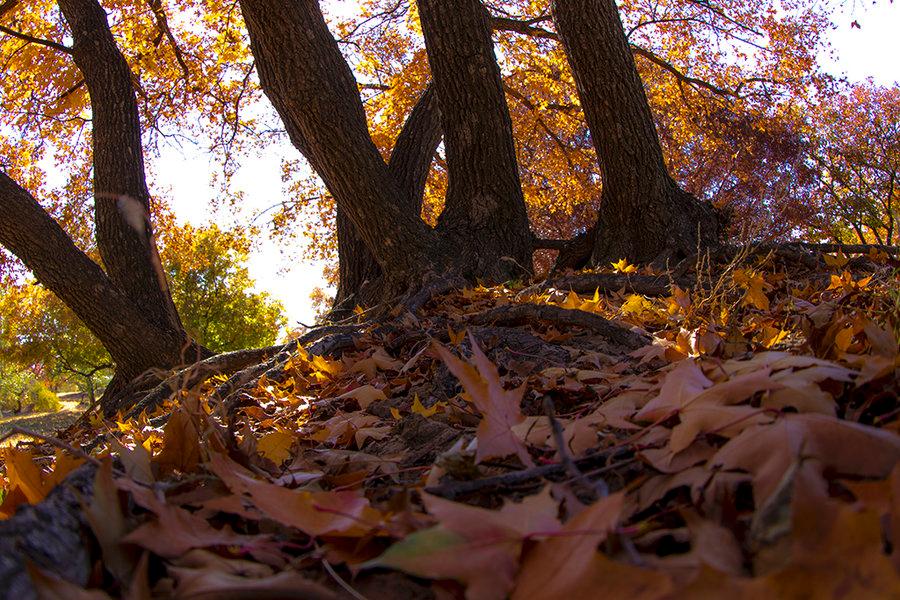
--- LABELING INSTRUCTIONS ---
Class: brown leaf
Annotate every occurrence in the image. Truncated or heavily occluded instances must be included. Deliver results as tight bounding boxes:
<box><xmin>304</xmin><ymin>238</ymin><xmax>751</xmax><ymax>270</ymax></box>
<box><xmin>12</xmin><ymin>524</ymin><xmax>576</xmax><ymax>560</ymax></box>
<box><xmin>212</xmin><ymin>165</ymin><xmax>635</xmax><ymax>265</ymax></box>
<box><xmin>208</xmin><ymin>452</ymin><xmax>382</xmax><ymax>537</ymax></box>
<box><xmin>710</xmin><ymin>413</ymin><xmax>900</xmax><ymax>506</ymax></box>
<box><xmin>169</xmin><ymin>567</ymin><xmax>338</xmax><ymax>600</ymax></box>
<box><xmin>432</xmin><ymin>334</ymin><xmax>529</xmax><ymax>464</ymax></box>
<box><xmin>154</xmin><ymin>405</ymin><xmax>201</xmax><ymax>475</ymax></box>
<box><xmin>513</xmin><ymin>493</ymin><xmax>625</xmax><ymax>599</ymax></box>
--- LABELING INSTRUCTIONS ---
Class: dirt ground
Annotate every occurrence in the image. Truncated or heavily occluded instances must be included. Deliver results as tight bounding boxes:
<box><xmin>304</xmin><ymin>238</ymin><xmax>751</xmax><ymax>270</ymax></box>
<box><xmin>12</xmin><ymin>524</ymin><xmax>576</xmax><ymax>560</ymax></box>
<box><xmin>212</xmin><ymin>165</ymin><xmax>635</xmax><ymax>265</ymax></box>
<box><xmin>0</xmin><ymin>394</ymin><xmax>87</xmax><ymax>447</ymax></box>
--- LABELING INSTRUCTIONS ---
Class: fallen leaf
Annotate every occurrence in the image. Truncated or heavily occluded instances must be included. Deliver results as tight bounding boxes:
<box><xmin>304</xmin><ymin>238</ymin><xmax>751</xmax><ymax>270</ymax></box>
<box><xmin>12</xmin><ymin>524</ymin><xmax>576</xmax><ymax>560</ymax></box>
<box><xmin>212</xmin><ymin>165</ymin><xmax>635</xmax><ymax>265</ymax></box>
<box><xmin>257</xmin><ymin>431</ymin><xmax>294</xmax><ymax>465</ymax></box>
<box><xmin>432</xmin><ymin>334</ymin><xmax>530</xmax><ymax>464</ymax></box>
<box><xmin>513</xmin><ymin>493</ymin><xmax>626</xmax><ymax>599</ymax></box>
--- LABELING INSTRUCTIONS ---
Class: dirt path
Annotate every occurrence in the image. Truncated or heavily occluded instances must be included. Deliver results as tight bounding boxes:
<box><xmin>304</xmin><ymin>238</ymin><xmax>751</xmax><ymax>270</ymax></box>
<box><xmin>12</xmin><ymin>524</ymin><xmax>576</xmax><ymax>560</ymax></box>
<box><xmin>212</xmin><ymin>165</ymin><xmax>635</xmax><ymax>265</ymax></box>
<box><xmin>0</xmin><ymin>397</ymin><xmax>86</xmax><ymax>447</ymax></box>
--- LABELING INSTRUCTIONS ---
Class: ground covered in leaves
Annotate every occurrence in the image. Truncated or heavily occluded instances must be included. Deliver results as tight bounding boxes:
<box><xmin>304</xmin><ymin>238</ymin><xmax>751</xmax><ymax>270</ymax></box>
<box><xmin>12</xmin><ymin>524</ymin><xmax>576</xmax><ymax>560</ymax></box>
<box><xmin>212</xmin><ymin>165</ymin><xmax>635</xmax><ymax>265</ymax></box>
<box><xmin>2</xmin><ymin>248</ymin><xmax>900</xmax><ymax>599</ymax></box>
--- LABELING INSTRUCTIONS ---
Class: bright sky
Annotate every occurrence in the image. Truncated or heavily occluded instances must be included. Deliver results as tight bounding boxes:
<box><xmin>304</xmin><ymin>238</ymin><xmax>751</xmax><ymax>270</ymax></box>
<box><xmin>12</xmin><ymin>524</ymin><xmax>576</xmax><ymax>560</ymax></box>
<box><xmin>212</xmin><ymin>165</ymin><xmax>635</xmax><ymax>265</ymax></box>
<box><xmin>155</xmin><ymin>2</ymin><xmax>900</xmax><ymax>328</ymax></box>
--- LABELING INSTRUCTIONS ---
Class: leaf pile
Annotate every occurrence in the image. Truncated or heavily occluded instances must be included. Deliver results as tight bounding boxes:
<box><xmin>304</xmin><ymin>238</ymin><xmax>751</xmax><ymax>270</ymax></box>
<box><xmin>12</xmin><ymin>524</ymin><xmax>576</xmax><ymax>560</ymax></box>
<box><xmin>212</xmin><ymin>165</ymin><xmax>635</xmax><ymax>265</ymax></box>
<box><xmin>2</xmin><ymin>251</ymin><xmax>900</xmax><ymax>599</ymax></box>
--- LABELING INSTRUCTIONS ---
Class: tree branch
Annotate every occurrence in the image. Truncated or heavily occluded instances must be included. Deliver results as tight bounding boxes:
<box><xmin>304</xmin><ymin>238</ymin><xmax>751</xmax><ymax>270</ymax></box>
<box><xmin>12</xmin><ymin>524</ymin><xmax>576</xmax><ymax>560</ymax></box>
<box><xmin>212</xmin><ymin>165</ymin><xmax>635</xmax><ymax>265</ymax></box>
<box><xmin>0</xmin><ymin>23</ymin><xmax>73</xmax><ymax>54</ymax></box>
<box><xmin>57</xmin><ymin>0</ymin><xmax>185</xmax><ymax>334</ymax></box>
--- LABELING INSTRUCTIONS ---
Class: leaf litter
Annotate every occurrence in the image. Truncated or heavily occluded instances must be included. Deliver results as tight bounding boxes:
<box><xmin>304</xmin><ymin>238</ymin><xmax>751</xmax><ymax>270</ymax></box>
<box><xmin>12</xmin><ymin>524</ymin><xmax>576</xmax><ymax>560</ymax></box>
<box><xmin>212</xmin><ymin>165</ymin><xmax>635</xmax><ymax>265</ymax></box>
<box><xmin>2</xmin><ymin>252</ymin><xmax>900</xmax><ymax>598</ymax></box>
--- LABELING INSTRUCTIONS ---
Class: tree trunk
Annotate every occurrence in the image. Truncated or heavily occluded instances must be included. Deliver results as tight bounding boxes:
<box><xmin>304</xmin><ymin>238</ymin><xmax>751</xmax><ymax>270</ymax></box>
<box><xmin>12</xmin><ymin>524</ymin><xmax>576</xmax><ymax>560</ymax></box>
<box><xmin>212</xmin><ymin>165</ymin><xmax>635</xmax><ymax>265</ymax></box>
<box><xmin>58</xmin><ymin>0</ymin><xmax>186</xmax><ymax>336</ymax></box>
<box><xmin>0</xmin><ymin>172</ymin><xmax>189</xmax><ymax>384</ymax></box>
<box><xmin>239</xmin><ymin>0</ymin><xmax>441</xmax><ymax>288</ymax></box>
<box><xmin>335</xmin><ymin>85</ymin><xmax>443</xmax><ymax>310</ymax></box>
<box><xmin>551</xmin><ymin>0</ymin><xmax>721</xmax><ymax>265</ymax></box>
<box><xmin>419</xmin><ymin>0</ymin><xmax>533</xmax><ymax>280</ymax></box>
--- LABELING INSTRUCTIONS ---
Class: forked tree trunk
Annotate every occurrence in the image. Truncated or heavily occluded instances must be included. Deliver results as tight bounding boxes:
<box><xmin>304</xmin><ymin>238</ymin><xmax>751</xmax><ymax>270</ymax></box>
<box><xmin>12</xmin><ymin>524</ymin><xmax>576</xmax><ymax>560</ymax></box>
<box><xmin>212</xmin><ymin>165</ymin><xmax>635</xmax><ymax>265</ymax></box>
<box><xmin>239</xmin><ymin>0</ymin><xmax>441</xmax><ymax>290</ymax></box>
<box><xmin>58</xmin><ymin>0</ymin><xmax>186</xmax><ymax>336</ymax></box>
<box><xmin>419</xmin><ymin>0</ymin><xmax>533</xmax><ymax>280</ymax></box>
<box><xmin>335</xmin><ymin>85</ymin><xmax>443</xmax><ymax>310</ymax></box>
<box><xmin>0</xmin><ymin>172</ymin><xmax>189</xmax><ymax>383</ymax></box>
<box><xmin>551</xmin><ymin>0</ymin><xmax>721</xmax><ymax>265</ymax></box>
<box><xmin>0</xmin><ymin>0</ymin><xmax>207</xmax><ymax>414</ymax></box>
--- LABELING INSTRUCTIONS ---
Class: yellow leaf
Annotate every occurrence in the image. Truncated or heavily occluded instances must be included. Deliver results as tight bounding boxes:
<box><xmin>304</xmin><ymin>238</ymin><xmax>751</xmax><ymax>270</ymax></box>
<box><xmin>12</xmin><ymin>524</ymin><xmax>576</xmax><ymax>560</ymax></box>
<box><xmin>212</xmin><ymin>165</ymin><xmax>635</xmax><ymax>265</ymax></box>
<box><xmin>611</xmin><ymin>258</ymin><xmax>637</xmax><ymax>274</ymax></box>
<box><xmin>759</xmin><ymin>326</ymin><xmax>789</xmax><ymax>349</ymax></box>
<box><xmin>835</xmin><ymin>327</ymin><xmax>855</xmax><ymax>352</ymax></box>
<box><xmin>338</xmin><ymin>385</ymin><xmax>387</xmax><ymax>410</ymax></box>
<box><xmin>412</xmin><ymin>394</ymin><xmax>439</xmax><ymax>417</ymax></box>
<box><xmin>390</xmin><ymin>407</ymin><xmax>402</xmax><ymax>420</ymax></box>
<box><xmin>824</xmin><ymin>252</ymin><xmax>849</xmax><ymax>268</ymax></box>
<box><xmin>560</xmin><ymin>290</ymin><xmax>582</xmax><ymax>310</ymax></box>
<box><xmin>0</xmin><ymin>448</ymin><xmax>46</xmax><ymax>504</ymax></box>
<box><xmin>621</xmin><ymin>294</ymin><xmax>653</xmax><ymax>317</ymax></box>
<box><xmin>257</xmin><ymin>431</ymin><xmax>294</xmax><ymax>465</ymax></box>
<box><xmin>447</xmin><ymin>327</ymin><xmax>466</xmax><ymax>346</ymax></box>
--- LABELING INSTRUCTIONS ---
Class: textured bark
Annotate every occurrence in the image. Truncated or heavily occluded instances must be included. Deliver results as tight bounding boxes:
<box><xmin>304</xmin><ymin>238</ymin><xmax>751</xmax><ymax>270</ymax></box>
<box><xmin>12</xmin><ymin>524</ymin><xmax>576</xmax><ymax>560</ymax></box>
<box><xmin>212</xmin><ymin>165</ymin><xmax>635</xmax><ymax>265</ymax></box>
<box><xmin>0</xmin><ymin>172</ymin><xmax>190</xmax><ymax>382</ymax></box>
<box><xmin>551</xmin><ymin>0</ymin><xmax>720</xmax><ymax>264</ymax></box>
<box><xmin>239</xmin><ymin>0</ymin><xmax>440</xmax><ymax>283</ymax></box>
<box><xmin>0</xmin><ymin>463</ymin><xmax>97</xmax><ymax>600</ymax></box>
<box><xmin>335</xmin><ymin>85</ymin><xmax>443</xmax><ymax>309</ymax></box>
<box><xmin>419</xmin><ymin>0</ymin><xmax>533</xmax><ymax>280</ymax></box>
<box><xmin>57</xmin><ymin>0</ymin><xmax>184</xmax><ymax>335</ymax></box>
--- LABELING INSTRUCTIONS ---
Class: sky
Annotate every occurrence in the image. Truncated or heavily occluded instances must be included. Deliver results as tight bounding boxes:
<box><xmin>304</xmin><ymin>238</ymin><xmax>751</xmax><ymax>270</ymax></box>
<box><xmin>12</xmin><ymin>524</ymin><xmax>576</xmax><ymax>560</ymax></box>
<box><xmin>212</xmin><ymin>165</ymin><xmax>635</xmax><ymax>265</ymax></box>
<box><xmin>155</xmin><ymin>2</ymin><xmax>900</xmax><ymax>328</ymax></box>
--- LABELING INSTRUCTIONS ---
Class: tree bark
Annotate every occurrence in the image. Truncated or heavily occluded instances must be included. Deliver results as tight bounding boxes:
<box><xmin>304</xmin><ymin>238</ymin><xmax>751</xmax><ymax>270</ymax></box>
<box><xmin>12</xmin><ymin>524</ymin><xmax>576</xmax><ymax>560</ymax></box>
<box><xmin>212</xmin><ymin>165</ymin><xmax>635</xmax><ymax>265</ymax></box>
<box><xmin>239</xmin><ymin>0</ymin><xmax>441</xmax><ymax>287</ymax></box>
<box><xmin>0</xmin><ymin>172</ymin><xmax>189</xmax><ymax>384</ymax></box>
<box><xmin>335</xmin><ymin>84</ymin><xmax>443</xmax><ymax>310</ymax></box>
<box><xmin>551</xmin><ymin>0</ymin><xmax>721</xmax><ymax>265</ymax></box>
<box><xmin>419</xmin><ymin>0</ymin><xmax>533</xmax><ymax>280</ymax></box>
<box><xmin>57</xmin><ymin>0</ymin><xmax>185</xmax><ymax>335</ymax></box>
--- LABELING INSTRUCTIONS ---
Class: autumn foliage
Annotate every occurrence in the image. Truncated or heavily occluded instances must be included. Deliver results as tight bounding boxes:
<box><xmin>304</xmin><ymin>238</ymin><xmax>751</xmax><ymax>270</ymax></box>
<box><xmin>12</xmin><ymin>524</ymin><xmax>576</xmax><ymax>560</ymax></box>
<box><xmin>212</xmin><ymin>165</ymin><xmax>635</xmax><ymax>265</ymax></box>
<box><xmin>3</xmin><ymin>248</ymin><xmax>900</xmax><ymax>597</ymax></box>
<box><xmin>2</xmin><ymin>0</ymin><xmax>900</xmax><ymax>597</ymax></box>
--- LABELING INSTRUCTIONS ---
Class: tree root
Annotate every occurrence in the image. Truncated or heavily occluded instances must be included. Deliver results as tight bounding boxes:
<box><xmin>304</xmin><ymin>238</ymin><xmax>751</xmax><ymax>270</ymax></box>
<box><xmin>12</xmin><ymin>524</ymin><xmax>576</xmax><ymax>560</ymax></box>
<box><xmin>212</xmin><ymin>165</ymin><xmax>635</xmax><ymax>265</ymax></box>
<box><xmin>220</xmin><ymin>330</ymin><xmax>361</xmax><ymax>419</ymax></box>
<box><xmin>400</xmin><ymin>272</ymin><xmax>468</xmax><ymax>314</ymax></box>
<box><xmin>469</xmin><ymin>303</ymin><xmax>649</xmax><ymax>351</ymax></box>
<box><xmin>0</xmin><ymin>463</ymin><xmax>97</xmax><ymax>600</ymax></box>
<box><xmin>123</xmin><ymin>325</ymin><xmax>363</xmax><ymax>419</ymax></box>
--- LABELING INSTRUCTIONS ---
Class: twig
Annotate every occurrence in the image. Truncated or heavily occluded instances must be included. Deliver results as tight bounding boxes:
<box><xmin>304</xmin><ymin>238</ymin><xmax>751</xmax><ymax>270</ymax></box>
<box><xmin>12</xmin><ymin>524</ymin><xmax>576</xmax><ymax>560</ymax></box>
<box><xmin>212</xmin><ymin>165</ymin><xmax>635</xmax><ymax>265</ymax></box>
<box><xmin>320</xmin><ymin>554</ymin><xmax>369</xmax><ymax>600</ymax></box>
<box><xmin>425</xmin><ymin>447</ymin><xmax>631</xmax><ymax>500</ymax></box>
<box><xmin>544</xmin><ymin>396</ymin><xmax>608</xmax><ymax>499</ymax></box>
<box><xmin>0</xmin><ymin>427</ymin><xmax>102</xmax><ymax>467</ymax></box>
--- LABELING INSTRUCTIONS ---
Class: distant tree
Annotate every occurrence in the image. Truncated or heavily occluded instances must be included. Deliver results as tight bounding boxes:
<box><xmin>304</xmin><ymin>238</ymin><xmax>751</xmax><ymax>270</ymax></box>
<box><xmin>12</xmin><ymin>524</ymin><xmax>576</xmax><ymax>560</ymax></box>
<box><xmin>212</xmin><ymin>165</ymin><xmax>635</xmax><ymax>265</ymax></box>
<box><xmin>0</xmin><ymin>222</ymin><xmax>285</xmax><ymax>404</ymax></box>
<box><xmin>810</xmin><ymin>83</ymin><xmax>900</xmax><ymax>245</ymax></box>
<box><xmin>159</xmin><ymin>222</ymin><xmax>287</xmax><ymax>353</ymax></box>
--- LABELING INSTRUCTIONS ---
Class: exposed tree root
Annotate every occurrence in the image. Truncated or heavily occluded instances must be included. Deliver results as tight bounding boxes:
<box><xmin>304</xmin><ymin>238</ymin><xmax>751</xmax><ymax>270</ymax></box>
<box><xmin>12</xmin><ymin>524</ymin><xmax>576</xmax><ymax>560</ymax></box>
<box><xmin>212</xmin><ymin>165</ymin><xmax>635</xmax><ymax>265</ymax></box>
<box><xmin>0</xmin><ymin>462</ymin><xmax>97</xmax><ymax>599</ymax></box>
<box><xmin>469</xmin><ymin>303</ymin><xmax>648</xmax><ymax>350</ymax></box>
<box><xmin>400</xmin><ymin>272</ymin><xmax>467</xmax><ymax>314</ymax></box>
<box><xmin>123</xmin><ymin>325</ymin><xmax>364</xmax><ymax>419</ymax></box>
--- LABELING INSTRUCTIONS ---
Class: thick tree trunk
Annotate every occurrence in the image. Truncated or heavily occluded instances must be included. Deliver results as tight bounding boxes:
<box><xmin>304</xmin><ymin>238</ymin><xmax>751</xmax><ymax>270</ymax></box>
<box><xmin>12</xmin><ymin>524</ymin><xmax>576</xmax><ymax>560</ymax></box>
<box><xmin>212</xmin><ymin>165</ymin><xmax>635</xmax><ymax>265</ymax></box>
<box><xmin>0</xmin><ymin>172</ymin><xmax>189</xmax><ymax>383</ymax></box>
<box><xmin>57</xmin><ymin>0</ymin><xmax>185</xmax><ymax>335</ymax></box>
<box><xmin>419</xmin><ymin>0</ymin><xmax>533</xmax><ymax>280</ymax></box>
<box><xmin>239</xmin><ymin>0</ymin><xmax>441</xmax><ymax>287</ymax></box>
<box><xmin>551</xmin><ymin>0</ymin><xmax>720</xmax><ymax>265</ymax></box>
<box><xmin>335</xmin><ymin>85</ymin><xmax>443</xmax><ymax>310</ymax></box>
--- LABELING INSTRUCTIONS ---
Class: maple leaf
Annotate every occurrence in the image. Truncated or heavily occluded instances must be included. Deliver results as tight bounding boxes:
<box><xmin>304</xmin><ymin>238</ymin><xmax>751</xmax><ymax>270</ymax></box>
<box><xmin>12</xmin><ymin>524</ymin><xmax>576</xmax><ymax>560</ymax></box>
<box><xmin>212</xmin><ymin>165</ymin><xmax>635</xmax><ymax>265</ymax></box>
<box><xmin>432</xmin><ymin>334</ymin><xmax>530</xmax><ymax>464</ymax></box>
<box><xmin>611</xmin><ymin>258</ymin><xmax>638</xmax><ymax>273</ymax></box>
<box><xmin>710</xmin><ymin>413</ymin><xmax>900</xmax><ymax>506</ymax></box>
<box><xmin>336</xmin><ymin>384</ymin><xmax>387</xmax><ymax>410</ymax></box>
<box><xmin>154</xmin><ymin>404</ymin><xmax>202</xmax><ymax>475</ymax></box>
<box><xmin>117</xmin><ymin>477</ymin><xmax>266</xmax><ymax>558</ymax></box>
<box><xmin>207</xmin><ymin>452</ymin><xmax>382</xmax><ymax>537</ymax></box>
<box><xmin>513</xmin><ymin>493</ymin><xmax>627</xmax><ymax>599</ymax></box>
<box><xmin>365</xmin><ymin>490</ymin><xmax>561</xmax><ymax>600</ymax></box>
<box><xmin>256</xmin><ymin>430</ymin><xmax>294</xmax><ymax>465</ymax></box>
<box><xmin>733</xmin><ymin>268</ymin><xmax>770</xmax><ymax>310</ymax></box>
